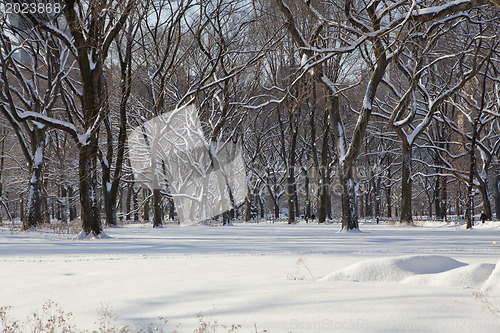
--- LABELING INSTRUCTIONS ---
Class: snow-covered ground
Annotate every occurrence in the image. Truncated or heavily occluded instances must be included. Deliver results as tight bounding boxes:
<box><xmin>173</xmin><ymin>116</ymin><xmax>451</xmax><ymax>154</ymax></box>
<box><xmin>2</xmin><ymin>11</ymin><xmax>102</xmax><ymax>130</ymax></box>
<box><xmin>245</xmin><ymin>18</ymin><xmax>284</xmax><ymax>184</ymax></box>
<box><xmin>1</xmin><ymin>220</ymin><xmax>499</xmax><ymax>332</ymax></box>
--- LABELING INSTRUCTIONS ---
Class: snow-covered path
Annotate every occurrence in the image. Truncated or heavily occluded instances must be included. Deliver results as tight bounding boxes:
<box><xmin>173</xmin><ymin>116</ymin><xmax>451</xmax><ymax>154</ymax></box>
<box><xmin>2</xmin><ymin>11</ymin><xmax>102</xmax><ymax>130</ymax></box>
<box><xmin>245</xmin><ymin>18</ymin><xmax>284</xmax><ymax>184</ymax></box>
<box><xmin>1</xmin><ymin>221</ymin><xmax>499</xmax><ymax>332</ymax></box>
<box><xmin>1</xmin><ymin>221</ymin><xmax>498</xmax><ymax>257</ymax></box>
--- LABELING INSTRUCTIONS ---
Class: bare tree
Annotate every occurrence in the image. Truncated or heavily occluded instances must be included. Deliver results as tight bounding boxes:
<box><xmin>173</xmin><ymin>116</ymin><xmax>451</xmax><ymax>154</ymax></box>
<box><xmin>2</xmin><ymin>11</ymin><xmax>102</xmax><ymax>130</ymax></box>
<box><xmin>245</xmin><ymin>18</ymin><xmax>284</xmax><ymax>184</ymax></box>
<box><xmin>275</xmin><ymin>0</ymin><xmax>497</xmax><ymax>230</ymax></box>
<box><xmin>7</xmin><ymin>0</ymin><xmax>136</xmax><ymax>236</ymax></box>
<box><xmin>0</xmin><ymin>13</ymin><xmax>73</xmax><ymax>229</ymax></box>
<box><xmin>100</xmin><ymin>4</ymin><xmax>145</xmax><ymax>227</ymax></box>
<box><xmin>377</xmin><ymin>11</ymin><xmax>497</xmax><ymax>224</ymax></box>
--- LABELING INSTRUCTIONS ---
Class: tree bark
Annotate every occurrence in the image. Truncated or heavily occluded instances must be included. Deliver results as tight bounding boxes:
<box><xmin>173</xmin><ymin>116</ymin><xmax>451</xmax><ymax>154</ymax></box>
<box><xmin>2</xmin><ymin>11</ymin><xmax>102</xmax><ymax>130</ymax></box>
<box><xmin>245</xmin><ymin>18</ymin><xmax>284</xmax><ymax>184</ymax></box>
<box><xmin>338</xmin><ymin>162</ymin><xmax>358</xmax><ymax>230</ymax></box>
<box><xmin>61</xmin><ymin>186</ymin><xmax>67</xmax><ymax>223</ymax></box>
<box><xmin>153</xmin><ymin>188</ymin><xmax>162</xmax><ymax>227</ymax></box>
<box><xmin>374</xmin><ymin>176</ymin><xmax>380</xmax><ymax>218</ymax></box>
<box><xmin>125</xmin><ymin>183</ymin><xmax>132</xmax><ymax>221</ymax></box>
<box><xmin>133</xmin><ymin>186</ymin><xmax>139</xmax><ymax>221</ymax></box>
<box><xmin>324</xmin><ymin>92</ymin><xmax>358</xmax><ymax>229</ymax></box>
<box><xmin>441</xmin><ymin>177</ymin><xmax>447</xmax><ymax>220</ymax></box>
<box><xmin>265</xmin><ymin>180</ymin><xmax>280</xmax><ymax>219</ymax></box>
<box><xmin>24</xmin><ymin>134</ymin><xmax>45</xmax><ymax>229</ymax></box>
<box><xmin>328</xmin><ymin>94</ymin><xmax>358</xmax><ymax>230</ymax></box>
<box><xmin>302</xmin><ymin>167</ymin><xmax>311</xmax><ymax>219</ymax></box>
<box><xmin>20</xmin><ymin>196</ymin><xmax>24</xmax><ymax>222</ymax></box>
<box><xmin>103</xmin><ymin>181</ymin><xmax>117</xmax><ymax>227</ymax></box>
<box><xmin>143</xmin><ymin>188</ymin><xmax>150</xmax><ymax>222</ymax></box>
<box><xmin>69</xmin><ymin>186</ymin><xmax>76</xmax><ymax>221</ymax></box>
<box><xmin>317</xmin><ymin>111</ymin><xmax>330</xmax><ymax>223</ymax></box>
<box><xmin>168</xmin><ymin>197</ymin><xmax>175</xmax><ymax>222</ymax></box>
<box><xmin>434</xmin><ymin>177</ymin><xmax>441</xmax><ymax>219</ymax></box>
<box><xmin>286</xmin><ymin>160</ymin><xmax>296</xmax><ymax>224</ymax></box>
<box><xmin>466</xmin><ymin>134</ymin><xmax>477</xmax><ymax>229</ymax></box>
<box><xmin>102</xmin><ymin>22</ymin><xmax>133</xmax><ymax>227</ymax></box>
<box><xmin>79</xmin><ymin>137</ymin><xmax>102</xmax><ymax>236</ymax></box>
<box><xmin>400</xmin><ymin>142</ymin><xmax>413</xmax><ymax>224</ymax></box>
<box><xmin>294</xmin><ymin>184</ymin><xmax>299</xmax><ymax>221</ymax></box>
<box><xmin>478</xmin><ymin>178</ymin><xmax>492</xmax><ymax>220</ymax></box>
<box><xmin>318</xmin><ymin>176</ymin><xmax>328</xmax><ymax>223</ymax></box>
<box><xmin>62</xmin><ymin>0</ymin><xmax>134</xmax><ymax>236</ymax></box>
<box><xmin>245</xmin><ymin>192</ymin><xmax>252</xmax><ymax>221</ymax></box>
<box><xmin>359</xmin><ymin>193</ymin><xmax>364</xmax><ymax>219</ymax></box>
<box><xmin>386</xmin><ymin>166</ymin><xmax>392</xmax><ymax>218</ymax></box>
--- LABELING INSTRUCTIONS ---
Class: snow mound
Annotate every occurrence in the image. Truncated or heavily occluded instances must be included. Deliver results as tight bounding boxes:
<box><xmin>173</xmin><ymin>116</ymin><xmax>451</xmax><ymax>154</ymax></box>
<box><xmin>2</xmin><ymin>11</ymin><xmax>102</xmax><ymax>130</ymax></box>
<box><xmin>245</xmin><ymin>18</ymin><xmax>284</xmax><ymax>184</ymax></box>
<box><xmin>481</xmin><ymin>260</ymin><xmax>500</xmax><ymax>296</ymax></box>
<box><xmin>75</xmin><ymin>230</ymin><xmax>112</xmax><ymax>240</ymax></box>
<box><xmin>402</xmin><ymin>263</ymin><xmax>495</xmax><ymax>288</ymax></box>
<box><xmin>336</xmin><ymin>227</ymin><xmax>363</xmax><ymax>233</ymax></box>
<box><xmin>321</xmin><ymin>255</ymin><xmax>467</xmax><ymax>282</ymax></box>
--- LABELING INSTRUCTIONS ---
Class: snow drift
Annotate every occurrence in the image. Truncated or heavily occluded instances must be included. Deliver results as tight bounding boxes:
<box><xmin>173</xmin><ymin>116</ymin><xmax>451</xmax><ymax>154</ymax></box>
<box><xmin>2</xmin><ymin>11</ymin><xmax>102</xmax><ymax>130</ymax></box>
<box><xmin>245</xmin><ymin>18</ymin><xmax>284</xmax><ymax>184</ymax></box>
<box><xmin>481</xmin><ymin>260</ymin><xmax>500</xmax><ymax>296</ymax></box>
<box><xmin>402</xmin><ymin>263</ymin><xmax>495</xmax><ymax>288</ymax></box>
<box><xmin>320</xmin><ymin>255</ymin><xmax>467</xmax><ymax>283</ymax></box>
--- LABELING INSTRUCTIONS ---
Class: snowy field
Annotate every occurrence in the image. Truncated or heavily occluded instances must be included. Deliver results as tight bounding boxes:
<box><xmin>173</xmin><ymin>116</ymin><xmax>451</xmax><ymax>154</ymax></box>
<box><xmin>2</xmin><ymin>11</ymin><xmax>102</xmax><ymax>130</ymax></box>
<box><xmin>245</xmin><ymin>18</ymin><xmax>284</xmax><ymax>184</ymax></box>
<box><xmin>1</xmin><ymin>220</ymin><xmax>500</xmax><ymax>332</ymax></box>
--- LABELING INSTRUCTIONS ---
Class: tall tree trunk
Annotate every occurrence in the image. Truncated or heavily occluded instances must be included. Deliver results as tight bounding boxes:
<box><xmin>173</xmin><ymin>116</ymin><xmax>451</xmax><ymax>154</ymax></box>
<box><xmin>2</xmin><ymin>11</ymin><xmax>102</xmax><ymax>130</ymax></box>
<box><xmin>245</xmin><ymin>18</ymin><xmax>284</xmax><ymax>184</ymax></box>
<box><xmin>441</xmin><ymin>177</ymin><xmax>447</xmax><ymax>220</ymax></box>
<box><xmin>374</xmin><ymin>176</ymin><xmax>381</xmax><ymax>218</ymax></box>
<box><xmin>103</xmin><ymin>181</ymin><xmax>117</xmax><ymax>227</ymax></box>
<box><xmin>400</xmin><ymin>142</ymin><xmax>413</xmax><ymax>224</ymax></box>
<box><xmin>79</xmin><ymin>137</ymin><xmax>102</xmax><ymax>236</ymax></box>
<box><xmin>386</xmin><ymin>186</ymin><xmax>392</xmax><ymax>218</ymax></box>
<box><xmin>266</xmin><ymin>181</ymin><xmax>279</xmax><ymax>219</ymax></box>
<box><xmin>327</xmin><ymin>190</ymin><xmax>332</xmax><ymax>219</ymax></box>
<box><xmin>102</xmin><ymin>179</ymin><xmax>117</xmax><ymax>226</ymax></box>
<box><xmin>434</xmin><ymin>177</ymin><xmax>441</xmax><ymax>219</ymax></box>
<box><xmin>125</xmin><ymin>183</ymin><xmax>132</xmax><ymax>221</ymax></box>
<box><xmin>293</xmin><ymin>184</ymin><xmax>299</xmax><ymax>221</ymax></box>
<box><xmin>478</xmin><ymin>179</ymin><xmax>492</xmax><ymax>220</ymax></box>
<box><xmin>61</xmin><ymin>186</ymin><xmax>68</xmax><ymax>223</ymax></box>
<box><xmin>168</xmin><ymin>197</ymin><xmax>175</xmax><ymax>221</ymax></box>
<box><xmin>102</xmin><ymin>111</ymin><xmax>117</xmax><ymax>226</ymax></box>
<box><xmin>143</xmin><ymin>188</ymin><xmax>150</xmax><ymax>222</ymax></box>
<box><xmin>286</xmin><ymin>166</ymin><xmax>295</xmax><ymax>224</ymax></box>
<box><xmin>359</xmin><ymin>193</ymin><xmax>364</xmax><ymax>219</ymax></box>
<box><xmin>62</xmin><ymin>0</ymin><xmax>134</xmax><ymax>236</ymax></box>
<box><xmin>245</xmin><ymin>193</ymin><xmax>252</xmax><ymax>221</ymax></box>
<box><xmin>328</xmin><ymin>94</ymin><xmax>358</xmax><ymax>230</ymax></box>
<box><xmin>20</xmin><ymin>196</ymin><xmax>24</xmax><ymax>222</ymax></box>
<box><xmin>133</xmin><ymin>185</ymin><xmax>139</xmax><ymax>221</ymax></box>
<box><xmin>365</xmin><ymin>190</ymin><xmax>370</xmax><ymax>217</ymax></box>
<box><xmin>465</xmin><ymin>184</ymin><xmax>474</xmax><ymax>229</ymax></box>
<box><xmin>69</xmin><ymin>186</ymin><xmax>76</xmax><ymax>221</ymax></box>
<box><xmin>24</xmin><ymin>136</ymin><xmax>45</xmax><ymax>229</ymax></box>
<box><xmin>466</xmin><ymin>120</ymin><xmax>481</xmax><ymax>229</ymax></box>
<box><xmin>317</xmin><ymin>129</ymin><xmax>329</xmax><ymax>223</ymax></box>
<box><xmin>43</xmin><ymin>180</ymin><xmax>50</xmax><ymax>223</ymax></box>
<box><xmin>338</xmin><ymin>162</ymin><xmax>358</xmax><ymax>230</ymax></box>
<box><xmin>258</xmin><ymin>193</ymin><xmax>264</xmax><ymax>218</ymax></box>
<box><xmin>318</xmin><ymin>175</ymin><xmax>328</xmax><ymax>223</ymax></box>
<box><xmin>466</xmin><ymin>147</ymin><xmax>476</xmax><ymax>230</ymax></box>
<box><xmin>302</xmin><ymin>167</ymin><xmax>311</xmax><ymax>219</ymax></box>
<box><xmin>153</xmin><ymin>188</ymin><xmax>162</xmax><ymax>227</ymax></box>
<box><xmin>386</xmin><ymin>165</ymin><xmax>392</xmax><ymax>218</ymax></box>
<box><xmin>102</xmin><ymin>24</ymin><xmax>133</xmax><ymax>227</ymax></box>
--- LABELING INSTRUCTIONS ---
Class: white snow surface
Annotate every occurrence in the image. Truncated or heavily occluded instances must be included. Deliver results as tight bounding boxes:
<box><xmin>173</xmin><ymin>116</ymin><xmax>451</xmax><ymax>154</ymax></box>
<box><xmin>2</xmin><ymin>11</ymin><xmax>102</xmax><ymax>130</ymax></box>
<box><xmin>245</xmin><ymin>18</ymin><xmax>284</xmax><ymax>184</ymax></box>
<box><xmin>1</xmin><ymin>221</ymin><xmax>500</xmax><ymax>332</ymax></box>
<box><xmin>321</xmin><ymin>255</ymin><xmax>468</xmax><ymax>282</ymax></box>
<box><xmin>482</xmin><ymin>260</ymin><xmax>500</xmax><ymax>296</ymax></box>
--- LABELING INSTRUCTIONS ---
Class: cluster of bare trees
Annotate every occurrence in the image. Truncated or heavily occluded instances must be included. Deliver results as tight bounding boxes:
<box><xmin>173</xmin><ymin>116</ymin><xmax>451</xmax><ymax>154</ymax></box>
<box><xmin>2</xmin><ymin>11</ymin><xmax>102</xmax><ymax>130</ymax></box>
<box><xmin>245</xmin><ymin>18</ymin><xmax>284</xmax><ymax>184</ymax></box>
<box><xmin>0</xmin><ymin>0</ymin><xmax>499</xmax><ymax>235</ymax></box>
